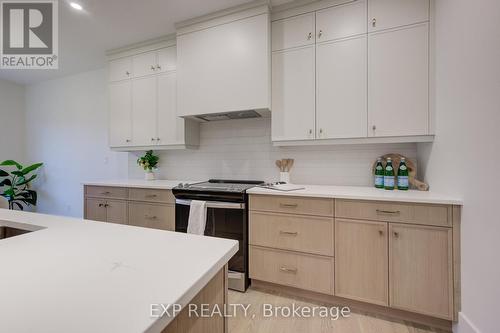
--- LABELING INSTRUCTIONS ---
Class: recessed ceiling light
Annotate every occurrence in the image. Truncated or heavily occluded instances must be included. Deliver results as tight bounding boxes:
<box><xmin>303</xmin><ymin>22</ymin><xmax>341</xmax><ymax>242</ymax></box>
<box><xmin>70</xmin><ymin>2</ymin><xmax>83</xmax><ymax>10</ymax></box>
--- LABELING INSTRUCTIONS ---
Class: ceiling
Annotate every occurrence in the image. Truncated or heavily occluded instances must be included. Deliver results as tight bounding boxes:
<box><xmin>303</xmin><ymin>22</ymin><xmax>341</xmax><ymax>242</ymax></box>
<box><xmin>0</xmin><ymin>0</ymin><xmax>291</xmax><ymax>85</ymax></box>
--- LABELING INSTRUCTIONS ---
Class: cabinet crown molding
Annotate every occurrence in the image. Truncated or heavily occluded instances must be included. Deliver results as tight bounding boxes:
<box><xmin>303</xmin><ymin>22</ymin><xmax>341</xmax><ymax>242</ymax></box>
<box><xmin>106</xmin><ymin>34</ymin><xmax>176</xmax><ymax>60</ymax></box>
<box><xmin>176</xmin><ymin>0</ymin><xmax>270</xmax><ymax>35</ymax></box>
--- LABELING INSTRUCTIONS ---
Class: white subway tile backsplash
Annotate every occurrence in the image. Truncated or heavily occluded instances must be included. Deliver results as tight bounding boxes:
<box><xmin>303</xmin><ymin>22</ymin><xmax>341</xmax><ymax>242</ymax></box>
<box><xmin>128</xmin><ymin>118</ymin><xmax>417</xmax><ymax>185</ymax></box>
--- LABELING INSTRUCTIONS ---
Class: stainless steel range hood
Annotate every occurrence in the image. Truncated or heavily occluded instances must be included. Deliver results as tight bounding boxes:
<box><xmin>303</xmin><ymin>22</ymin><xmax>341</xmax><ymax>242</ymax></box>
<box><xmin>195</xmin><ymin>110</ymin><xmax>267</xmax><ymax>122</ymax></box>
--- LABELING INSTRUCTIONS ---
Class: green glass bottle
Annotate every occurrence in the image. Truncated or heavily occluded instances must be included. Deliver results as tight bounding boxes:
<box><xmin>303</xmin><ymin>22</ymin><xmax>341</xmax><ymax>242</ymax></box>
<box><xmin>397</xmin><ymin>157</ymin><xmax>409</xmax><ymax>190</ymax></box>
<box><xmin>384</xmin><ymin>157</ymin><xmax>395</xmax><ymax>190</ymax></box>
<box><xmin>374</xmin><ymin>158</ymin><xmax>384</xmax><ymax>189</ymax></box>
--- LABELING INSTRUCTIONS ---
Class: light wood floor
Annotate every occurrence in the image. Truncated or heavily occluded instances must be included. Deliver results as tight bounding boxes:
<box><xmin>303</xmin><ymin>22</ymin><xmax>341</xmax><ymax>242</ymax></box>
<box><xmin>228</xmin><ymin>287</ymin><xmax>446</xmax><ymax>333</ymax></box>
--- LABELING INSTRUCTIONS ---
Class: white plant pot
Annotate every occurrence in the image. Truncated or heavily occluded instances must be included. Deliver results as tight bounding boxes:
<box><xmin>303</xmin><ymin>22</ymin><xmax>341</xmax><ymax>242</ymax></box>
<box><xmin>280</xmin><ymin>172</ymin><xmax>290</xmax><ymax>184</ymax></box>
<box><xmin>145</xmin><ymin>171</ymin><xmax>155</xmax><ymax>181</ymax></box>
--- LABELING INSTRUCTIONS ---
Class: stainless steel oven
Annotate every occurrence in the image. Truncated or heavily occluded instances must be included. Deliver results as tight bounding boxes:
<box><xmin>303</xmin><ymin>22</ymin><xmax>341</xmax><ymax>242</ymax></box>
<box><xmin>172</xmin><ymin>180</ymin><xmax>263</xmax><ymax>292</ymax></box>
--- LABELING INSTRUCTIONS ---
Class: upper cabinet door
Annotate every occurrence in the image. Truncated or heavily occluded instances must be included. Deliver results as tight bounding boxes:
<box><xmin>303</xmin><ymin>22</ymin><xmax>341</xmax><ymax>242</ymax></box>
<box><xmin>157</xmin><ymin>72</ymin><xmax>184</xmax><ymax>145</ymax></box>
<box><xmin>272</xmin><ymin>13</ymin><xmax>315</xmax><ymax>51</ymax></box>
<box><xmin>132</xmin><ymin>76</ymin><xmax>158</xmax><ymax>146</ymax></box>
<box><xmin>109</xmin><ymin>57</ymin><xmax>132</xmax><ymax>82</ymax></box>
<box><xmin>109</xmin><ymin>81</ymin><xmax>132</xmax><ymax>147</ymax></box>
<box><xmin>316</xmin><ymin>0</ymin><xmax>367</xmax><ymax>42</ymax></box>
<box><xmin>157</xmin><ymin>47</ymin><xmax>177</xmax><ymax>73</ymax></box>
<box><xmin>272</xmin><ymin>46</ymin><xmax>316</xmax><ymax>141</ymax></box>
<box><xmin>177</xmin><ymin>12</ymin><xmax>270</xmax><ymax>117</ymax></box>
<box><xmin>368</xmin><ymin>23</ymin><xmax>429</xmax><ymax>137</ymax></box>
<box><xmin>132</xmin><ymin>51</ymin><xmax>157</xmax><ymax>78</ymax></box>
<box><xmin>316</xmin><ymin>35</ymin><xmax>367</xmax><ymax>139</ymax></box>
<box><xmin>368</xmin><ymin>0</ymin><xmax>429</xmax><ymax>32</ymax></box>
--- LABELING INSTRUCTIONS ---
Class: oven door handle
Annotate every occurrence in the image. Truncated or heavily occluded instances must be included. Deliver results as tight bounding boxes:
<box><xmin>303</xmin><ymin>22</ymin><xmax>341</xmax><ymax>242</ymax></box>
<box><xmin>175</xmin><ymin>199</ymin><xmax>245</xmax><ymax>210</ymax></box>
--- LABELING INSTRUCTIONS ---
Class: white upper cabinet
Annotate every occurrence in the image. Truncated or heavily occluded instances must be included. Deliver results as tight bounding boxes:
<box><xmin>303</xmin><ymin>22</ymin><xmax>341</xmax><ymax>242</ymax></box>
<box><xmin>109</xmin><ymin>81</ymin><xmax>132</xmax><ymax>147</ymax></box>
<box><xmin>272</xmin><ymin>13</ymin><xmax>315</xmax><ymax>51</ymax></box>
<box><xmin>132</xmin><ymin>76</ymin><xmax>158</xmax><ymax>146</ymax></box>
<box><xmin>316</xmin><ymin>0</ymin><xmax>367</xmax><ymax>42</ymax></box>
<box><xmin>177</xmin><ymin>4</ymin><xmax>270</xmax><ymax>118</ymax></box>
<box><xmin>107</xmin><ymin>42</ymin><xmax>199</xmax><ymax>150</ymax></box>
<box><xmin>316</xmin><ymin>35</ymin><xmax>367</xmax><ymax>139</ymax></box>
<box><xmin>368</xmin><ymin>0</ymin><xmax>430</xmax><ymax>32</ymax></box>
<box><xmin>157</xmin><ymin>72</ymin><xmax>184</xmax><ymax>145</ymax></box>
<box><xmin>272</xmin><ymin>46</ymin><xmax>316</xmax><ymax>141</ymax></box>
<box><xmin>368</xmin><ymin>23</ymin><xmax>429</xmax><ymax>137</ymax></box>
<box><xmin>109</xmin><ymin>57</ymin><xmax>132</xmax><ymax>82</ymax></box>
<box><xmin>157</xmin><ymin>47</ymin><xmax>177</xmax><ymax>73</ymax></box>
<box><xmin>132</xmin><ymin>52</ymin><xmax>157</xmax><ymax>77</ymax></box>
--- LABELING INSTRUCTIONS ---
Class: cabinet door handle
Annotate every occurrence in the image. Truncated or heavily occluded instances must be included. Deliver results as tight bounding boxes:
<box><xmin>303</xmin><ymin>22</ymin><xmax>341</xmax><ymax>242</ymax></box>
<box><xmin>318</xmin><ymin>30</ymin><xmax>323</xmax><ymax>39</ymax></box>
<box><xmin>319</xmin><ymin>128</ymin><xmax>323</xmax><ymax>137</ymax></box>
<box><xmin>100</xmin><ymin>191</ymin><xmax>111</xmax><ymax>195</ymax></box>
<box><xmin>372</xmin><ymin>125</ymin><xmax>377</xmax><ymax>131</ymax></box>
<box><xmin>307</xmin><ymin>32</ymin><xmax>312</xmax><ymax>40</ymax></box>
<box><xmin>280</xmin><ymin>203</ymin><xmax>298</xmax><ymax>208</ymax></box>
<box><xmin>145</xmin><ymin>194</ymin><xmax>157</xmax><ymax>198</ymax></box>
<box><xmin>125</xmin><ymin>71</ymin><xmax>130</xmax><ymax>76</ymax></box>
<box><xmin>279</xmin><ymin>266</ymin><xmax>298</xmax><ymax>274</ymax></box>
<box><xmin>145</xmin><ymin>215</ymin><xmax>157</xmax><ymax>220</ymax></box>
<box><xmin>104</xmin><ymin>204</ymin><xmax>110</xmax><ymax>208</ymax></box>
<box><xmin>126</xmin><ymin>139</ymin><xmax>131</xmax><ymax>143</ymax></box>
<box><xmin>372</xmin><ymin>18</ymin><xmax>377</xmax><ymax>27</ymax></box>
<box><xmin>379</xmin><ymin>230</ymin><xmax>384</xmax><ymax>236</ymax></box>
<box><xmin>150</xmin><ymin>65</ymin><xmax>156</xmax><ymax>71</ymax></box>
<box><xmin>280</xmin><ymin>231</ymin><xmax>298</xmax><ymax>236</ymax></box>
<box><xmin>98</xmin><ymin>203</ymin><xmax>104</xmax><ymax>207</ymax></box>
<box><xmin>376</xmin><ymin>209</ymin><xmax>401</xmax><ymax>215</ymax></box>
<box><xmin>156</xmin><ymin>65</ymin><xmax>161</xmax><ymax>70</ymax></box>
<box><xmin>393</xmin><ymin>231</ymin><xmax>400</xmax><ymax>238</ymax></box>
<box><xmin>156</xmin><ymin>137</ymin><xmax>160</xmax><ymax>142</ymax></box>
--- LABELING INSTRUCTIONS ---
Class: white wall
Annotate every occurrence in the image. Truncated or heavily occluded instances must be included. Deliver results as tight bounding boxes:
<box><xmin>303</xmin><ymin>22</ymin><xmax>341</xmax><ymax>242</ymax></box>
<box><xmin>129</xmin><ymin>117</ymin><xmax>418</xmax><ymax>186</ymax></box>
<box><xmin>0</xmin><ymin>79</ymin><xmax>25</xmax><ymax>162</ymax></box>
<box><xmin>417</xmin><ymin>0</ymin><xmax>500</xmax><ymax>332</ymax></box>
<box><xmin>25</xmin><ymin>69</ymin><xmax>129</xmax><ymax>217</ymax></box>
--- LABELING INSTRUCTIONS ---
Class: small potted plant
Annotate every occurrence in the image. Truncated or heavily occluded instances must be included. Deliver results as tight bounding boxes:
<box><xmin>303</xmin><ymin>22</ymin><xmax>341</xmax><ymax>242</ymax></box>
<box><xmin>137</xmin><ymin>150</ymin><xmax>159</xmax><ymax>181</ymax></box>
<box><xmin>0</xmin><ymin>160</ymin><xmax>43</xmax><ymax>210</ymax></box>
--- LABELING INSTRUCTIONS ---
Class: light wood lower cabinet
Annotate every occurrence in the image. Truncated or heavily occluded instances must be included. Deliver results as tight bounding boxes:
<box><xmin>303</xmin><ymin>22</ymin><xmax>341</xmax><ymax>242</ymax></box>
<box><xmin>85</xmin><ymin>198</ymin><xmax>127</xmax><ymax>225</ymax></box>
<box><xmin>249</xmin><ymin>194</ymin><xmax>461</xmax><ymax>324</ymax></box>
<box><xmin>335</xmin><ymin>219</ymin><xmax>388</xmax><ymax>306</ymax></box>
<box><xmin>389</xmin><ymin>223</ymin><xmax>453</xmax><ymax>320</ymax></box>
<box><xmin>249</xmin><ymin>246</ymin><xmax>334</xmax><ymax>295</ymax></box>
<box><xmin>84</xmin><ymin>186</ymin><xmax>175</xmax><ymax>231</ymax></box>
<box><xmin>128</xmin><ymin>202</ymin><xmax>175</xmax><ymax>231</ymax></box>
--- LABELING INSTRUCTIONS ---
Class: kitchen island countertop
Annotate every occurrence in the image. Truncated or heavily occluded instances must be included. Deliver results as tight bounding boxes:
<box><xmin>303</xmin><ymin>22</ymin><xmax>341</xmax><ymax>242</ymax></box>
<box><xmin>0</xmin><ymin>209</ymin><xmax>238</xmax><ymax>333</ymax></box>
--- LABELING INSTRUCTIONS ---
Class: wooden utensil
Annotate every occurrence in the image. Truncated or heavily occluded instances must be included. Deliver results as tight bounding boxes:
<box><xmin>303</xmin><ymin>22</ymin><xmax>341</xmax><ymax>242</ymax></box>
<box><xmin>371</xmin><ymin>153</ymin><xmax>429</xmax><ymax>191</ymax></box>
<box><xmin>276</xmin><ymin>160</ymin><xmax>283</xmax><ymax>172</ymax></box>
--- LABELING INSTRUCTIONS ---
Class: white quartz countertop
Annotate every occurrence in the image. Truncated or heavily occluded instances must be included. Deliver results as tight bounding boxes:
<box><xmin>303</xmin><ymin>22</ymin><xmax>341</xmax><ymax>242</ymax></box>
<box><xmin>0</xmin><ymin>209</ymin><xmax>238</xmax><ymax>333</ymax></box>
<box><xmin>82</xmin><ymin>179</ymin><xmax>201</xmax><ymax>189</ymax></box>
<box><xmin>247</xmin><ymin>185</ymin><xmax>463</xmax><ymax>205</ymax></box>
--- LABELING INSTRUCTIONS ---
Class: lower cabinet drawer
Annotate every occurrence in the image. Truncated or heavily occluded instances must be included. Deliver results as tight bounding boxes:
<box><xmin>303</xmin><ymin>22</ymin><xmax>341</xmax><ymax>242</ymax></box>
<box><xmin>128</xmin><ymin>202</ymin><xmax>175</xmax><ymax>231</ymax></box>
<box><xmin>249</xmin><ymin>246</ymin><xmax>334</xmax><ymax>295</ymax></box>
<box><xmin>249</xmin><ymin>212</ymin><xmax>334</xmax><ymax>256</ymax></box>
<box><xmin>85</xmin><ymin>186</ymin><xmax>128</xmax><ymax>199</ymax></box>
<box><xmin>129</xmin><ymin>188</ymin><xmax>175</xmax><ymax>204</ymax></box>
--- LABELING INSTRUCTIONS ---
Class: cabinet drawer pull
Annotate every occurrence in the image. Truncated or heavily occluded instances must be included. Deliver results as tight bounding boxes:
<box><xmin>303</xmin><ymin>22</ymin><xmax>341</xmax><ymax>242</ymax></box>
<box><xmin>318</xmin><ymin>29</ymin><xmax>323</xmax><ymax>38</ymax></box>
<box><xmin>279</xmin><ymin>266</ymin><xmax>298</xmax><ymax>274</ymax></box>
<box><xmin>378</xmin><ymin>230</ymin><xmax>384</xmax><ymax>236</ymax></box>
<box><xmin>372</xmin><ymin>18</ymin><xmax>377</xmax><ymax>27</ymax></box>
<box><xmin>145</xmin><ymin>194</ymin><xmax>158</xmax><ymax>198</ymax></box>
<box><xmin>145</xmin><ymin>215</ymin><xmax>157</xmax><ymax>220</ymax></box>
<box><xmin>98</xmin><ymin>203</ymin><xmax>104</xmax><ymax>207</ymax></box>
<box><xmin>307</xmin><ymin>32</ymin><xmax>312</xmax><ymax>40</ymax></box>
<box><xmin>376</xmin><ymin>209</ymin><xmax>401</xmax><ymax>215</ymax></box>
<box><xmin>280</xmin><ymin>203</ymin><xmax>298</xmax><ymax>208</ymax></box>
<box><xmin>279</xmin><ymin>231</ymin><xmax>298</xmax><ymax>236</ymax></box>
<box><xmin>101</xmin><ymin>191</ymin><xmax>111</xmax><ymax>195</ymax></box>
<box><xmin>104</xmin><ymin>204</ymin><xmax>110</xmax><ymax>208</ymax></box>
<box><xmin>393</xmin><ymin>232</ymin><xmax>400</xmax><ymax>238</ymax></box>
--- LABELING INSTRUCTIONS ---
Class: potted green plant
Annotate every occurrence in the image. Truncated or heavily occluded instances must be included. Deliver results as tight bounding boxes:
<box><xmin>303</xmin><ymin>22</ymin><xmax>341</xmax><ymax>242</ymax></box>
<box><xmin>0</xmin><ymin>160</ymin><xmax>43</xmax><ymax>210</ymax></box>
<box><xmin>137</xmin><ymin>150</ymin><xmax>159</xmax><ymax>181</ymax></box>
